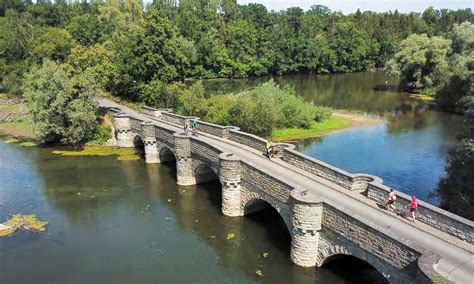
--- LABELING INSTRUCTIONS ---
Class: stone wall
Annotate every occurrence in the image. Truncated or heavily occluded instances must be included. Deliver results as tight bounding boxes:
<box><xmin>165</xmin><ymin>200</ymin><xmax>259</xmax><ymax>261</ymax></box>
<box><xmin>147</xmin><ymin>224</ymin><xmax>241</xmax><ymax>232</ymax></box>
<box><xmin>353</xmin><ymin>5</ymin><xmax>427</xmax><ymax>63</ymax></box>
<box><xmin>161</xmin><ymin>112</ymin><xmax>187</xmax><ymax>126</ymax></box>
<box><xmin>282</xmin><ymin>148</ymin><xmax>353</xmax><ymax>189</ymax></box>
<box><xmin>229</xmin><ymin>129</ymin><xmax>267</xmax><ymax>152</ymax></box>
<box><xmin>320</xmin><ymin>203</ymin><xmax>420</xmax><ymax>282</ymax></box>
<box><xmin>241</xmin><ymin>162</ymin><xmax>293</xmax><ymax>203</ymax></box>
<box><xmin>367</xmin><ymin>183</ymin><xmax>474</xmax><ymax>244</ymax></box>
<box><xmin>129</xmin><ymin>116</ymin><xmax>142</xmax><ymax>132</ymax></box>
<box><xmin>196</xmin><ymin>121</ymin><xmax>236</xmax><ymax>138</ymax></box>
<box><xmin>190</xmin><ymin>138</ymin><xmax>222</xmax><ymax>168</ymax></box>
<box><xmin>154</xmin><ymin>125</ymin><xmax>175</xmax><ymax>147</ymax></box>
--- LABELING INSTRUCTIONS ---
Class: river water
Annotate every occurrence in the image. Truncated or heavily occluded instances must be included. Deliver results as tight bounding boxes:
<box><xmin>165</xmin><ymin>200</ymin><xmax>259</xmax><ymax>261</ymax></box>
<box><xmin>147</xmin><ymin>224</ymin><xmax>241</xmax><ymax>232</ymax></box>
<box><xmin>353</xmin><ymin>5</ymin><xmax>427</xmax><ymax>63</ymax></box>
<box><xmin>204</xmin><ymin>71</ymin><xmax>465</xmax><ymax>203</ymax></box>
<box><xmin>0</xmin><ymin>71</ymin><xmax>463</xmax><ymax>283</ymax></box>
<box><xmin>0</xmin><ymin>142</ymin><xmax>383</xmax><ymax>283</ymax></box>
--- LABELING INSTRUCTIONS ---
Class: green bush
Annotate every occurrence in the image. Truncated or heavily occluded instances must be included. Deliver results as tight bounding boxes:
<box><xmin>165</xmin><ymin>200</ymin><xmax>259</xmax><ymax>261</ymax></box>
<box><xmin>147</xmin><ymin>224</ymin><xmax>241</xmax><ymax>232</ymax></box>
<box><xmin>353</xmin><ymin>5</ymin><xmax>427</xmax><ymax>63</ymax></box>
<box><xmin>87</xmin><ymin>125</ymin><xmax>112</xmax><ymax>145</ymax></box>
<box><xmin>138</xmin><ymin>80</ymin><xmax>180</xmax><ymax>109</ymax></box>
<box><xmin>228</xmin><ymin>91</ymin><xmax>277</xmax><ymax>137</ymax></box>
<box><xmin>204</xmin><ymin>95</ymin><xmax>236</xmax><ymax>125</ymax></box>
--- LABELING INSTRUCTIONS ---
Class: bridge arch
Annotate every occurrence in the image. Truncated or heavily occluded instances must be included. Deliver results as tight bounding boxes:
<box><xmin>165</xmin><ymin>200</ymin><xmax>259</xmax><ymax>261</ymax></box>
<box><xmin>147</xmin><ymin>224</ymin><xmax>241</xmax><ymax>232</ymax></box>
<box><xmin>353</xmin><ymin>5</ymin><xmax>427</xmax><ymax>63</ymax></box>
<box><xmin>316</xmin><ymin>244</ymin><xmax>390</xmax><ymax>281</ymax></box>
<box><xmin>241</xmin><ymin>194</ymin><xmax>292</xmax><ymax>237</ymax></box>
<box><xmin>132</xmin><ymin>134</ymin><xmax>144</xmax><ymax>148</ymax></box>
<box><xmin>158</xmin><ymin>146</ymin><xmax>176</xmax><ymax>163</ymax></box>
<box><xmin>193</xmin><ymin>162</ymin><xmax>219</xmax><ymax>184</ymax></box>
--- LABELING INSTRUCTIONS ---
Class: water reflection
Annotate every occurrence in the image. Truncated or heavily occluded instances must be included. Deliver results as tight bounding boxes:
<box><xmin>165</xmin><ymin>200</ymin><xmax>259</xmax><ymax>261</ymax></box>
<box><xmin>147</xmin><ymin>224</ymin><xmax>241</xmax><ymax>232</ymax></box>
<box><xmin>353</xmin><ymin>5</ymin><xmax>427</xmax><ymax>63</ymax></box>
<box><xmin>1</xmin><ymin>142</ymin><xmax>366</xmax><ymax>283</ymax></box>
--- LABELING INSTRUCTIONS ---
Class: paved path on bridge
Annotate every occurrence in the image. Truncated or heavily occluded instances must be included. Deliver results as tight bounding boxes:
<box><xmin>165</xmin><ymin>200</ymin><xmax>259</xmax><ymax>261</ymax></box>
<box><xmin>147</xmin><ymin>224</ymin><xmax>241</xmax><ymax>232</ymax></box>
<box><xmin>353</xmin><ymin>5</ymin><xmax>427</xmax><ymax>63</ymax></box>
<box><xmin>101</xmin><ymin>99</ymin><xmax>474</xmax><ymax>283</ymax></box>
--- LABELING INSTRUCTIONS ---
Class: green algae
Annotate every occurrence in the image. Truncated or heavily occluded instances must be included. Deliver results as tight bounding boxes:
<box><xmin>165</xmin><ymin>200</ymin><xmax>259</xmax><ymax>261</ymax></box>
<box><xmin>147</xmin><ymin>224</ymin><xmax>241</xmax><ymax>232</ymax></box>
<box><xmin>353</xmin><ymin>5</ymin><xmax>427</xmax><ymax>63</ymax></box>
<box><xmin>52</xmin><ymin>146</ymin><xmax>140</xmax><ymax>161</ymax></box>
<box><xmin>0</xmin><ymin>214</ymin><xmax>48</xmax><ymax>237</ymax></box>
<box><xmin>116</xmin><ymin>154</ymin><xmax>140</xmax><ymax>161</ymax></box>
<box><xmin>4</xmin><ymin>138</ymin><xmax>19</xmax><ymax>143</ymax></box>
<box><xmin>19</xmin><ymin>141</ymin><xmax>36</xmax><ymax>147</ymax></box>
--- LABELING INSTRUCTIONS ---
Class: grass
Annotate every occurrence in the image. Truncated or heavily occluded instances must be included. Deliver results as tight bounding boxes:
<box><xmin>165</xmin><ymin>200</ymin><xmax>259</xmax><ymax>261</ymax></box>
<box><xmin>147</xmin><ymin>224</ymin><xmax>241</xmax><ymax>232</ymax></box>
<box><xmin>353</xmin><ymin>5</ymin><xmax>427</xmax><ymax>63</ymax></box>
<box><xmin>0</xmin><ymin>119</ymin><xmax>35</xmax><ymax>139</ymax></box>
<box><xmin>271</xmin><ymin>116</ymin><xmax>351</xmax><ymax>141</ymax></box>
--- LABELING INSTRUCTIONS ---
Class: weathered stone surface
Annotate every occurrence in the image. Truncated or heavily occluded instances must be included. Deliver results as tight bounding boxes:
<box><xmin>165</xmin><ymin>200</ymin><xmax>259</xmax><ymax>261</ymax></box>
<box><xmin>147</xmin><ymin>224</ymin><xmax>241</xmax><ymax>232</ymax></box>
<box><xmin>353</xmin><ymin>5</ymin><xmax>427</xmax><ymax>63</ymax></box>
<box><xmin>112</xmin><ymin>113</ymin><xmax>134</xmax><ymax>148</ymax></box>
<box><xmin>174</xmin><ymin>133</ymin><xmax>195</xmax><ymax>185</ymax></box>
<box><xmin>219</xmin><ymin>153</ymin><xmax>242</xmax><ymax>217</ymax></box>
<box><xmin>229</xmin><ymin>129</ymin><xmax>267</xmax><ymax>152</ymax></box>
<box><xmin>108</xmin><ymin>100</ymin><xmax>473</xmax><ymax>283</ymax></box>
<box><xmin>291</xmin><ymin>201</ymin><xmax>322</xmax><ymax>267</ymax></box>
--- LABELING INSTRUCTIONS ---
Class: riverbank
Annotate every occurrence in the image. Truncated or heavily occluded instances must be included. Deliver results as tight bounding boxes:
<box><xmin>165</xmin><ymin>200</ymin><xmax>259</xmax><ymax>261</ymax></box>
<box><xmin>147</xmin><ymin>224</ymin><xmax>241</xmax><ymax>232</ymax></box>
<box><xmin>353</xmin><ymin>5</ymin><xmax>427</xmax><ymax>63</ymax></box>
<box><xmin>0</xmin><ymin>94</ymin><xmax>35</xmax><ymax>139</ymax></box>
<box><xmin>271</xmin><ymin>110</ymin><xmax>384</xmax><ymax>142</ymax></box>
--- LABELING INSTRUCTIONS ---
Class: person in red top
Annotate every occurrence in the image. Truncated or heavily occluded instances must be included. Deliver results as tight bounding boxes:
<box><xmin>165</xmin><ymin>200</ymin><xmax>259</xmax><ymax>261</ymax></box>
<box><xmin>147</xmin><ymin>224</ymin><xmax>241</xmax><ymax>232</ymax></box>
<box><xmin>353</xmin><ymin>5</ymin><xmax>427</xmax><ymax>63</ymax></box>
<box><xmin>410</xmin><ymin>196</ymin><xmax>418</xmax><ymax>222</ymax></box>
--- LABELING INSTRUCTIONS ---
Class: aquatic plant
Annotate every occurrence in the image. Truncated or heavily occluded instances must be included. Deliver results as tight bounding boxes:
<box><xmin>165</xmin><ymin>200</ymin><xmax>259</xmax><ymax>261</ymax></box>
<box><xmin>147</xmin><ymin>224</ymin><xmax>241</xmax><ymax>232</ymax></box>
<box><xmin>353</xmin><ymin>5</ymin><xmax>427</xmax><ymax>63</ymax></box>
<box><xmin>19</xmin><ymin>141</ymin><xmax>36</xmax><ymax>147</ymax></box>
<box><xmin>0</xmin><ymin>214</ymin><xmax>48</xmax><ymax>237</ymax></box>
<box><xmin>4</xmin><ymin>138</ymin><xmax>19</xmax><ymax>143</ymax></box>
<box><xmin>52</xmin><ymin>145</ymin><xmax>140</xmax><ymax>161</ymax></box>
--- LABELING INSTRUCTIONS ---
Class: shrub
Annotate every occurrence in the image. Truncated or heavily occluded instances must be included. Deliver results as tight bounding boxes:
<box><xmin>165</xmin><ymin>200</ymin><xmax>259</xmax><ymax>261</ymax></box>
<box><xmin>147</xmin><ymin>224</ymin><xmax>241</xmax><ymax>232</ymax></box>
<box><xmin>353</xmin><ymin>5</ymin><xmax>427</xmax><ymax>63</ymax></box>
<box><xmin>204</xmin><ymin>95</ymin><xmax>236</xmax><ymax>125</ymax></box>
<box><xmin>229</xmin><ymin>91</ymin><xmax>277</xmax><ymax>137</ymax></box>
<box><xmin>87</xmin><ymin>125</ymin><xmax>112</xmax><ymax>145</ymax></box>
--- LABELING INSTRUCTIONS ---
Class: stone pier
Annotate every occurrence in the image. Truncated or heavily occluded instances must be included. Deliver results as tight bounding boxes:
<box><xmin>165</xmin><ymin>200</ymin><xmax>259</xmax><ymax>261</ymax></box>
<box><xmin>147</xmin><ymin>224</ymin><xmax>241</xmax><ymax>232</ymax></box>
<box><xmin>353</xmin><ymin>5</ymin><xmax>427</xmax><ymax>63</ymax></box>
<box><xmin>112</xmin><ymin>112</ymin><xmax>134</xmax><ymax>148</ymax></box>
<box><xmin>174</xmin><ymin>133</ymin><xmax>196</xmax><ymax>185</ymax></box>
<box><xmin>290</xmin><ymin>189</ymin><xmax>323</xmax><ymax>267</ymax></box>
<box><xmin>219</xmin><ymin>152</ymin><xmax>242</xmax><ymax>217</ymax></box>
<box><xmin>141</xmin><ymin>121</ymin><xmax>159</xmax><ymax>164</ymax></box>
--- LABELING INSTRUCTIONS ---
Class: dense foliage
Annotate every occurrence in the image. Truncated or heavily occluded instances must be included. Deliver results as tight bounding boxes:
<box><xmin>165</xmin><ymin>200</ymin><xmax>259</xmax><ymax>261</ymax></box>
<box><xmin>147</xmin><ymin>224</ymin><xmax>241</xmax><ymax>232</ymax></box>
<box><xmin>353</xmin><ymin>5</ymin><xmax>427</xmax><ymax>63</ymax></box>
<box><xmin>1</xmin><ymin>0</ymin><xmax>472</xmax><ymax>101</ymax></box>
<box><xmin>386</xmin><ymin>22</ymin><xmax>474</xmax><ymax>109</ymax></box>
<box><xmin>435</xmin><ymin>107</ymin><xmax>474</xmax><ymax>220</ymax></box>
<box><xmin>22</xmin><ymin>59</ymin><xmax>99</xmax><ymax>145</ymax></box>
<box><xmin>142</xmin><ymin>79</ymin><xmax>331</xmax><ymax>137</ymax></box>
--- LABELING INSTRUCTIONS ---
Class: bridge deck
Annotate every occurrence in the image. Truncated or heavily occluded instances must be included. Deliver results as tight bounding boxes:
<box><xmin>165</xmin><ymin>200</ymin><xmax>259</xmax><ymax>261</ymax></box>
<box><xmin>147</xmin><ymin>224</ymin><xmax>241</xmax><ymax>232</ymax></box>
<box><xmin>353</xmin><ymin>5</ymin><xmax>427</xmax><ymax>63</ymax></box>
<box><xmin>101</xmin><ymin>99</ymin><xmax>474</xmax><ymax>283</ymax></box>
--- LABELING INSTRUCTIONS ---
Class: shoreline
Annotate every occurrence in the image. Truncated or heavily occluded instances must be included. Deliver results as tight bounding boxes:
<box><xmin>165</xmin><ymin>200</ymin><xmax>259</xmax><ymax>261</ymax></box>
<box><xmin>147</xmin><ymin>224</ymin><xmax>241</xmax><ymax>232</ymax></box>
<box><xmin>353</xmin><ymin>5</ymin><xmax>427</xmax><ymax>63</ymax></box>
<box><xmin>0</xmin><ymin>109</ymin><xmax>386</xmax><ymax>144</ymax></box>
<box><xmin>270</xmin><ymin>110</ymin><xmax>385</xmax><ymax>142</ymax></box>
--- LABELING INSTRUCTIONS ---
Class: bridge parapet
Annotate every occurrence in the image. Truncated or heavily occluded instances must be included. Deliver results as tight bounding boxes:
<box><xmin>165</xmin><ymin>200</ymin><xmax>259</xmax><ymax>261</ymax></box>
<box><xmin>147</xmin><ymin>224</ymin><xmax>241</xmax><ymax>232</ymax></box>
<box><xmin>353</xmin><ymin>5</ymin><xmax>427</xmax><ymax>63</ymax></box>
<box><xmin>281</xmin><ymin>146</ymin><xmax>474</xmax><ymax>245</ymax></box>
<box><xmin>367</xmin><ymin>182</ymin><xmax>474</xmax><ymax>244</ymax></box>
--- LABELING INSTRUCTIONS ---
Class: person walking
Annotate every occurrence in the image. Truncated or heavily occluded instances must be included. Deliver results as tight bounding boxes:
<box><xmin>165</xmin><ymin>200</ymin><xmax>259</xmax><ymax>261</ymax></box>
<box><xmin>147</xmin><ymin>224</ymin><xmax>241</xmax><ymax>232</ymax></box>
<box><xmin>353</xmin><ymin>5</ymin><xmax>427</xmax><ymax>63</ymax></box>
<box><xmin>266</xmin><ymin>140</ymin><xmax>273</xmax><ymax>158</ymax></box>
<box><xmin>191</xmin><ymin>119</ymin><xmax>198</xmax><ymax>136</ymax></box>
<box><xmin>184</xmin><ymin>120</ymin><xmax>189</xmax><ymax>135</ymax></box>
<box><xmin>410</xmin><ymin>196</ymin><xmax>418</xmax><ymax>222</ymax></box>
<box><xmin>386</xmin><ymin>189</ymin><xmax>396</xmax><ymax>212</ymax></box>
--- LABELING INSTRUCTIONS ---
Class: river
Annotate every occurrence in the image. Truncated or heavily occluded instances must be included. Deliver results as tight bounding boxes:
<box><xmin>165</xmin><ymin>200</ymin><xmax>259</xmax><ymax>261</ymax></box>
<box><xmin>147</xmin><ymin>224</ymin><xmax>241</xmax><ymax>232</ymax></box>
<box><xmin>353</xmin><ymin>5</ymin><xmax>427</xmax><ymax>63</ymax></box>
<box><xmin>0</xmin><ymin>142</ymin><xmax>384</xmax><ymax>283</ymax></box>
<box><xmin>0</xmin><ymin>71</ymin><xmax>464</xmax><ymax>283</ymax></box>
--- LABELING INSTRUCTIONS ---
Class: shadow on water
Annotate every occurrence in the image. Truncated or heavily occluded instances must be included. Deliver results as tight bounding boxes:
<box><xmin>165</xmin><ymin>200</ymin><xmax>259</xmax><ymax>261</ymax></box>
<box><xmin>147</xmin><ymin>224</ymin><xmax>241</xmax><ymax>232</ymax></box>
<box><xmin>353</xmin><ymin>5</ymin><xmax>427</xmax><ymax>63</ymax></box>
<box><xmin>244</xmin><ymin>201</ymin><xmax>292</xmax><ymax>257</ymax></box>
<box><xmin>322</xmin><ymin>255</ymin><xmax>388</xmax><ymax>284</ymax></box>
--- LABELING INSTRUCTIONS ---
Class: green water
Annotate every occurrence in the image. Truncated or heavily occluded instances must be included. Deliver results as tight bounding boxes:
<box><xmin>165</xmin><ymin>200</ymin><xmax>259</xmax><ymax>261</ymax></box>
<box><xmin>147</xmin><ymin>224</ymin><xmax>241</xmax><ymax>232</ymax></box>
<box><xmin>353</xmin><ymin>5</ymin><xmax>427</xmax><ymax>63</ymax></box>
<box><xmin>0</xmin><ymin>142</ymin><xmax>384</xmax><ymax>283</ymax></box>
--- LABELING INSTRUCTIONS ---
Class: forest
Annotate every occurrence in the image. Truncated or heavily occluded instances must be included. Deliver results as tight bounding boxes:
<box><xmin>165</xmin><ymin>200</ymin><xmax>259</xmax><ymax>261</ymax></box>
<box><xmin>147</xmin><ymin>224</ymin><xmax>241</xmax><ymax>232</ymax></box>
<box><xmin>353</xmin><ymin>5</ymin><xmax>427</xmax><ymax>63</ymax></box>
<box><xmin>1</xmin><ymin>0</ymin><xmax>473</xmax><ymax>101</ymax></box>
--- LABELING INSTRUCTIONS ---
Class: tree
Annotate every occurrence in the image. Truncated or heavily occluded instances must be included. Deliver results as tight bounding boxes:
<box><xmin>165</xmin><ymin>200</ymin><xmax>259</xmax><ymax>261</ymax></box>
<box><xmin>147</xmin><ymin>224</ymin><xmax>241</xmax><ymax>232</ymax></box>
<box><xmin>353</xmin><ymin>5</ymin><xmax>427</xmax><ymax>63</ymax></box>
<box><xmin>64</xmin><ymin>44</ymin><xmax>118</xmax><ymax>90</ymax></box>
<box><xmin>436</xmin><ymin>22</ymin><xmax>474</xmax><ymax>109</ymax></box>
<box><xmin>22</xmin><ymin>59</ymin><xmax>99</xmax><ymax>145</ymax></box>
<box><xmin>435</xmin><ymin>108</ymin><xmax>474</xmax><ymax>220</ymax></box>
<box><xmin>67</xmin><ymin>13</ymin><xmax>112</xmax><ymax>46</ymax></box>
<box><xmin>31</xmin><ymin>27</ymin><xmax>76</xmax><ymax>62</ymax></box>
<box><xmin>385</xmin><ymin>33</ymin><xmax>451</xmax><ymax>92</ymax></box>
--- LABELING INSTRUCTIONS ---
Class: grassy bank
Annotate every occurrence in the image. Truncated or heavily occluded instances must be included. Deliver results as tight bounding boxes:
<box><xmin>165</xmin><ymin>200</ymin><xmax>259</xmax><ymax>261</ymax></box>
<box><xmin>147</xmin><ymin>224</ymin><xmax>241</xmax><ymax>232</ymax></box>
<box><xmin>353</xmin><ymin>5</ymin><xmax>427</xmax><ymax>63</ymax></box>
<box><xmin>271</xmin><ymin>116</ymin><xmax>350</xmax><ymax>141</ymax></box>
<box><xmin>0</xmin><ymin>119</ymin><xmax>35</xmax><ymax>139</ymax></box>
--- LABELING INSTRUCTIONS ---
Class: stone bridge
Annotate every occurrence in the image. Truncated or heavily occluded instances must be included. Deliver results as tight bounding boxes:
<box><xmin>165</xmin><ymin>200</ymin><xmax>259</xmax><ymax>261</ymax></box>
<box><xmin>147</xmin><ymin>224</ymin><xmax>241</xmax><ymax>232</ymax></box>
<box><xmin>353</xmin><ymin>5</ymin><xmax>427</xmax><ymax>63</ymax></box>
<box><xmin>102</xmin><ymin>99</ymin><xmax>474</xmax><ymax>283</ymax></box>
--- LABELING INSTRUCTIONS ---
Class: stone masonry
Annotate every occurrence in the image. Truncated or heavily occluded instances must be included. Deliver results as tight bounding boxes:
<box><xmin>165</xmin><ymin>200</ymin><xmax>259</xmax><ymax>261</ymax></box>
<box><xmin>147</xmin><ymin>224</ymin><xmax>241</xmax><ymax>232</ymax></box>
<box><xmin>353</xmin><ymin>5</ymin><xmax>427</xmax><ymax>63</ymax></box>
<box><xmin>108</xmin><ymin>104</ymin><xmax>474</xmax><ymax>283</ymax></box>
